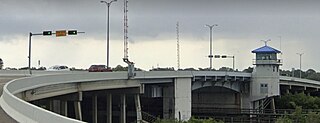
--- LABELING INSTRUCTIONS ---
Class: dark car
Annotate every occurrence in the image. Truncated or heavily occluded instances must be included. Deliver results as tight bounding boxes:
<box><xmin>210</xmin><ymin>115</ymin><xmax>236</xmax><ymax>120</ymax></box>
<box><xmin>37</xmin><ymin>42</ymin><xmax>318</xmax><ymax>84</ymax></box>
<box><xmin>88</xmin><ymin>65</ymin><xmax>112</xmax><ymax>72</ymax></box>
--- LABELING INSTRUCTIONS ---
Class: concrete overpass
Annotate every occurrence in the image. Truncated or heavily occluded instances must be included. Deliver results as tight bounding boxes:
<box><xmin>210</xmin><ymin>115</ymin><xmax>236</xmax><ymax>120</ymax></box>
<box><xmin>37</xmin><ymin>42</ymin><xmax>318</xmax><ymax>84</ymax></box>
<box><xmin>1</xmin><ymin>70</ymin><xmax>320</xmax><ymax>123</ymax></box>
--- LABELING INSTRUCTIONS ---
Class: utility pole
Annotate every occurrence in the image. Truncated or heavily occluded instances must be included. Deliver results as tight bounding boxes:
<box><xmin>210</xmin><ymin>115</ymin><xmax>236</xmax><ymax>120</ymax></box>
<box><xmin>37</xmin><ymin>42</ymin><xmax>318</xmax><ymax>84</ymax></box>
<box><xmin>205</xmin><ymin>24</ymin><xmax>218</xmax><ymax>70</ymax></box>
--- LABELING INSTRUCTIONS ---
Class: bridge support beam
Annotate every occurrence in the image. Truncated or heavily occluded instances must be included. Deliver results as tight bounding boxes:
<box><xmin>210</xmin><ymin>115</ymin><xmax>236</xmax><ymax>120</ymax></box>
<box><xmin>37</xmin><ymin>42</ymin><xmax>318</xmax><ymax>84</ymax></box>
<box><xmin>135</xmin><ymin>94</ymin><xmax>142</xmax><ymax>123</ymax></box>
<box><xmin>174</xmin><ymin>78</ymin><xmax>191</xmax><ymax>121</ymax></box>
<box><xmin>107</xmin><ymin>93</ymin><xmax>112</xmax><ymax>123</ymax></box>
<box><xmin>120</xmin><ymin>94</ymin><xmax>126</xmax><ymax>123</ymax></box>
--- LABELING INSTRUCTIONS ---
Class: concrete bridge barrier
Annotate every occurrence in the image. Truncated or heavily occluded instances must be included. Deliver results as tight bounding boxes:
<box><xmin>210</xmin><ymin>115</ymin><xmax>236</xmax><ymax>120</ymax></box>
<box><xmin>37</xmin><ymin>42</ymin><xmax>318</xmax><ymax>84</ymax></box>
<box><xmin>0</xmin><ymin>72</ymin><xmax>131</xmax><ymax>123</ymax></box>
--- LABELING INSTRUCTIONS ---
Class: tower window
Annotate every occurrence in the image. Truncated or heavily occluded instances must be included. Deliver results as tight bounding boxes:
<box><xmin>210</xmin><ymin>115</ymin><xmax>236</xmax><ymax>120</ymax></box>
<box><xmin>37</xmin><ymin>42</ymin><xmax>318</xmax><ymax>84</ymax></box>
<box><xmin>260</xmin><ymin>83</ymin><xmax>268</xmax><ymax>94</ymax></box>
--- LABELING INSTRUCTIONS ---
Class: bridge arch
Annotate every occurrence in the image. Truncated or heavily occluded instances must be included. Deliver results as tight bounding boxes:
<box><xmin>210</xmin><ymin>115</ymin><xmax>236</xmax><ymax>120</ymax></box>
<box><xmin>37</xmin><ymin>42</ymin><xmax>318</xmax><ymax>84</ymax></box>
<box><xmin>192</xmin><ymin>86</ymin><xmax>241</xmax><ymax>116</ymax></box>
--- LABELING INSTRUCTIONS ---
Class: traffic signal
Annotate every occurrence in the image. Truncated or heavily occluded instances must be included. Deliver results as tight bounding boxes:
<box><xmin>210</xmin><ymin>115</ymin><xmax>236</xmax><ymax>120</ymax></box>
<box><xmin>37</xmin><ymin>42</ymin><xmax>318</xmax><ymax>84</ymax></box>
<box><xmin>68</xmin><ymin>30</ymin><xmax>77</xmax><ymax>35</ymax></box>
<box><xmin>43</xmin><ymin>31</ymin><xmax>52</xmax><ymax>36</ymax></box>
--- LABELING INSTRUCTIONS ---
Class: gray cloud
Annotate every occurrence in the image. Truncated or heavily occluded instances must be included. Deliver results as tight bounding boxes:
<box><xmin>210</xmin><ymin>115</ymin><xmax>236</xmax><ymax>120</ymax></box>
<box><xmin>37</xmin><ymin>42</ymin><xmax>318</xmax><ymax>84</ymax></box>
<box><xmin>1</xmin><ymin>0</ymin><xmax>319</xmax><ymax>42</ymax></box>
<box><xmin>1</xmin><ymin>0</ymin><xmax>320</xmax><ymax>70</ymax></box>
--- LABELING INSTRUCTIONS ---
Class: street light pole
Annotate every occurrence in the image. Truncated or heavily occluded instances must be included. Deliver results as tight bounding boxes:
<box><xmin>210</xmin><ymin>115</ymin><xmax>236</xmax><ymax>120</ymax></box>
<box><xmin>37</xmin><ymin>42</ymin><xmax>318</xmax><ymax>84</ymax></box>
<box><xmin>28</xmin><ymin>33</ymin><xmax>32</xmax><ymax>75</ymax></box>
<box><xmin>296</xmin><ymin>53</ymin><xmax>304</xmax><ymax>78</ymax></box>
<box><xmin>232</xmin><ymin>56</ymin><xmax>235</xmax><ymax>71</ymax></box>
<box><xmin>101</xmin><ymin>0</ymin><xmax>117</xmax><ymax>69</ymax></box>
<box><xmin>205</xmin><ymin>24</ymin><xmax>218</xmax><ymax>70</ymax></box>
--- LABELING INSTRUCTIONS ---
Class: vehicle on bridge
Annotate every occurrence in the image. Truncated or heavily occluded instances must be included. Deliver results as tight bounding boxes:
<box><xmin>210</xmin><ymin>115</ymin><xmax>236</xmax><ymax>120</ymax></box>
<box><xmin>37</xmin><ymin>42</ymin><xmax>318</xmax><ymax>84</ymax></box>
<box><xmin>88</xmin><ymin>65</ymin><xmax>112</xmax><ymax>72</ymax></box>
<box><xmin>46</xmin><ymin>65</ymin><xmax>70</xmax><ymax>71</ymax></box>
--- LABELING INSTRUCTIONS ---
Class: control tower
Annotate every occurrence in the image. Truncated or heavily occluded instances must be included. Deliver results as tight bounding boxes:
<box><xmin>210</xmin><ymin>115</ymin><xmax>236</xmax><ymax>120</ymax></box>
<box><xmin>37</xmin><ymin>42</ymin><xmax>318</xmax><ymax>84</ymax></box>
<box><xmin>251</xmin><ymin>44</ymin><xmax>282</xmax><ymax>111</ymax></box>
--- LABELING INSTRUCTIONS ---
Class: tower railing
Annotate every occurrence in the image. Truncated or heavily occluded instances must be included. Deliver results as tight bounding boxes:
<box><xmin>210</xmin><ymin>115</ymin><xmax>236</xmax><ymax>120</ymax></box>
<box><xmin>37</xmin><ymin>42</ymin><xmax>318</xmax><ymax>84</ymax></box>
<box><xmin>252</xmin><ymin>59</ymin><xmax>282</xmax><ymax>65</ymax></box>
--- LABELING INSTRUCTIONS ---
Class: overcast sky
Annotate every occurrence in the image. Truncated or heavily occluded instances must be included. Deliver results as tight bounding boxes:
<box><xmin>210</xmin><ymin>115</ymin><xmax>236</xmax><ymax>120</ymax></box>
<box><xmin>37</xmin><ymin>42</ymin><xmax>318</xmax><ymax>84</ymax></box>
<box><xmin>1</xmin><ymin>0</ymin><xmax>320</xmax><ymax>71</ymax></box>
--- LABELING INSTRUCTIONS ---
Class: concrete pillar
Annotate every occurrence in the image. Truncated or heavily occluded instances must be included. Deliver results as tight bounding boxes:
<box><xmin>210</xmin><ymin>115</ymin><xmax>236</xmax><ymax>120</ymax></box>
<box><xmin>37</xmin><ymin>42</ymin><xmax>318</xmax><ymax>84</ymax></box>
<box><xmin>163</xmin><ymin>86</ymin><xmax>174</xmax><ymax>119</ymax></box>
<box><xmin>174</xmin><ymin>78</ymin><xmax>191</xmax><ymax>121</ymax></box>
<box><xmin>107</xmin><ymin>93</ymin><xmax>112</xmax><ymax>123</ymax></box>
<box><xmin>240</xmin><ymin>89</ymin><xmax>251</xmax><ymax>109</ymax></box>
<box><xmin>60</xmin><ymin>101</ymin><xmax>68</xmax><ymax>116</ymax></box>
<box><xmin>74</xmin><ymin>101</ymin><xmax>82</xmax><ymax>120</ymax></box>
<box><xmin>92</xmin><ymin>95</ymin><xmax>98</xmax><ymax>123</ymax></box>
<box><xmin>270</xmin><ymin>97</ymin><xmax>276</xmax><ymax>114</ymax></box>
<box><xmin>120</xmin><ymin>94</ymin><xmax>126</xmax><ymax>123</ymax></box>
<box><xmin>135</xmin><ymin>94</ymin><xmax>142</xmax><ymax>123</ymax></box>
<box><xmin>53</xmin><ymin>100</ymin><xmax>61</xmax><ymax>114</ymax></box>
<box><xmin>235</xmin><ymin>93</ymin><xmax>241</xmax><ymax>108</ymax></box>
<box><xmin>75</xmin><ymin>92</ymin><xmax>83</xmax><ymax>121</ymax></box>
<box><xmin>49</xmin><ymin>99</ymin><xmax>53</xmax><ymax>111</ymax></box>
<box><xmin>286</xmin><ymin>89</ymin><xmax>290</xmax><ymax>94</ymax></box>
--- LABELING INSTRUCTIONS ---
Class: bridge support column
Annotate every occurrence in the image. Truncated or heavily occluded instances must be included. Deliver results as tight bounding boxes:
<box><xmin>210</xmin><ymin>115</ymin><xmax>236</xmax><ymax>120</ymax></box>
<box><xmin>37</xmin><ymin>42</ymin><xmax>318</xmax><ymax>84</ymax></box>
<box><xmin>286</xmin><ymin>89</ymin><xmax>290</xmax><ymax>94</ymax></box>
<box><xmin>74</xmin><ymin>101</ymin><xmax>82</xmax><ymax>120</ymax></box>
<box><xmin>53</xmin><ymin>100</ymin><xmax>61</xmax><ymax>114</ymax></box>
<box><xmin>61</xmin><ymin>101</ymin><xmax>68</xmax><ymax>116</ymax></box>
<box><xmin>107</xmin><ymin>93</ymin><xmax>112</xmax><ymax>123</ymax></box>
<box><xmin>163</xmin><ymin>85</ymin><xmax>174</xmax><ymax>119</ymax></box>
<box><xmin>271</xmin><ymin>97</ymin><xmax>276</xmax><ymax>114</ymax></box>
<box><xmin>49</xmin><ymin>99</ymin><xmax>53</xmax><ymax>111</ymax></box>
<box><xmin>92</xmin><ymin>95</ymin><xmax>98</xmax><ymax>123</ymax></box>
<box><xmin>174</xmin><ymin>78</ymin><xmax>191</xmax><ymax>121</ymax></box>
<box><xmin>74</xmin><ymin>92</ymin><xmax>82</xmax><ymax>121</ymax></box>
<box><xmin>120</xmin><ymin>94</ymin><xmax>126</xmax><ymax>123</ymax></box>
<box><xmin>135</xmin><ymin>94</ymin><xmax>142</xmax><ymax>123</ymax></box>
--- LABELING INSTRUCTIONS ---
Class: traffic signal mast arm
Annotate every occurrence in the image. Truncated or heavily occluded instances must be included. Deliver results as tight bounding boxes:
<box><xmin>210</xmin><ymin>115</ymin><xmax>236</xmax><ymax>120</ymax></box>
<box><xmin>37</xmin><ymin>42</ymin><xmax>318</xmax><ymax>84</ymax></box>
<box><xmin>28</xmin><ymin>30</ymin><xmax>84</xmax><ymax>75</ymax></box>
<box><xmin>31</xmin><ymin>30</ymin><xmax>85</xmax><ymax>37</ymax></box>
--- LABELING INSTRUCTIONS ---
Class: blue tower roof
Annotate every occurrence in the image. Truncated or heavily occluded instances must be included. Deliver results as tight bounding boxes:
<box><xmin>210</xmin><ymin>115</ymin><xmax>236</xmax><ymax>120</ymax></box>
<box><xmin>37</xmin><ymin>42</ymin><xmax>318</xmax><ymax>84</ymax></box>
<box><xmin>252</xmin><ymin>45</ymin><xmax>281</xmax><ymax>53</ymax></box>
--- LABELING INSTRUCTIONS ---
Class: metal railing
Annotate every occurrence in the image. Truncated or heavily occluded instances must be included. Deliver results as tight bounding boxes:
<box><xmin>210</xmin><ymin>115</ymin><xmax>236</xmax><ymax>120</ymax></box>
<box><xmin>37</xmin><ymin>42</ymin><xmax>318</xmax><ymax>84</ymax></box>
<box><xmin>252</xmin><ymin>59</ymin><xmax>282</xmax><ymax>65</ymax></box>
<box><xmin>141</xmin><ymin>111</ymin><xmax>158</xmax><ymax>123</ymax></box>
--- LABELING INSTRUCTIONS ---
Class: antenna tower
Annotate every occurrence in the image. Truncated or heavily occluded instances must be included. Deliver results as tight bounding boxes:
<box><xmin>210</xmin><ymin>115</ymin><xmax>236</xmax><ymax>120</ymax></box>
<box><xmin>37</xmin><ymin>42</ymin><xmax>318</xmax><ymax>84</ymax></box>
<box><xmin>176</xmin><ymin>22</ymin><xmax>180</xmax><ymax>70</ymax></box>
<box><xmin>123</xmin><ymin>0</ymin><xmax>135</xmax><ymax>78</ymax></box>
<box><xmin>123</xmin><ymin>0</ymin><xmax>129</xmax><ymax>60</ymax></box>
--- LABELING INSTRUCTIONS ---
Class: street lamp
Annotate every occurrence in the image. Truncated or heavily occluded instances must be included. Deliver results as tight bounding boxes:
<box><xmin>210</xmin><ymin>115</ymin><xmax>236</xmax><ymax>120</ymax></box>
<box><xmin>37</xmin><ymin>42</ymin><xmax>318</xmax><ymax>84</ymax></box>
<box><xmin>205</xmin><ymin>24</ymin><xmax>218</xmax><ymax>70</ymax></box>
<box><xmin>296</xmin><ymin>53</ymin><xmax>304</xmax><ymax>78</ymax></box>
<box><xmin>214</xmin><ymin>55</ymin><xmax>235</xmax><ymax>71</ymax></box>
<box><xmin>101</xmin><ymin>0</ymin><xmax>117</xmax><ymax>69</ymax></box>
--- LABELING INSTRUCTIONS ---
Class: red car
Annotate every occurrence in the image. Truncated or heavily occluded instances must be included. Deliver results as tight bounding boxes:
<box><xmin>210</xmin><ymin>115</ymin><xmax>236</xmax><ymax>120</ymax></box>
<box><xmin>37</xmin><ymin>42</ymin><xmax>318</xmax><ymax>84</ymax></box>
<box><xmin>88</xmin><ymin>65</ymin><xmax>112</xmax><ymax>72</ymax></box>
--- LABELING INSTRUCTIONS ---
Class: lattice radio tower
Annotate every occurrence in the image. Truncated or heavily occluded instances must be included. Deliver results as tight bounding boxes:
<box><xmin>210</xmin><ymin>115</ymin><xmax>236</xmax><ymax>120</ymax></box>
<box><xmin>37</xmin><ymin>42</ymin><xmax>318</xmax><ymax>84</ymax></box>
<box><xmin>123</xmin><ymin>0</ymin><xmax>129</xmax><ymax>60</ymax></box>
<box><xmin>123</xmin><ymin>0</ymin><xmax>135</xmax><ymax>78</ymax></box>
<box><xmin>176</xmin><ymin>22</ymin><xmax>180</xmax><ymax>70</ymax></box>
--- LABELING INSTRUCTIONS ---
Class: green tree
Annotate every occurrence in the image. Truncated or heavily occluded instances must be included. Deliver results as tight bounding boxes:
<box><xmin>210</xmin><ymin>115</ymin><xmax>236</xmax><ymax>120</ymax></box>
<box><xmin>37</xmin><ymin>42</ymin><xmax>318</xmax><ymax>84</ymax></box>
<box><xmin>243</xmin><ymin>67</ymin><xmax>253</xmax><ymax>73</ymax></box>
<box><xmin>275</xmin><ymin>115</ymin><xmax>292</xmax><ymax>123</ymax></box>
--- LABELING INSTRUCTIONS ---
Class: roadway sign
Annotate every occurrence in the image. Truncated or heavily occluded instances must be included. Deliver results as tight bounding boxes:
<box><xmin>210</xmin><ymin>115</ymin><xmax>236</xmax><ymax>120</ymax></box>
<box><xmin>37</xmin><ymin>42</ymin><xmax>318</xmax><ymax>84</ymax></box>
<box><xmin>56</xmin><ymin>30</ymin><xmax>67</xmax><ymax>37</ymax></box>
